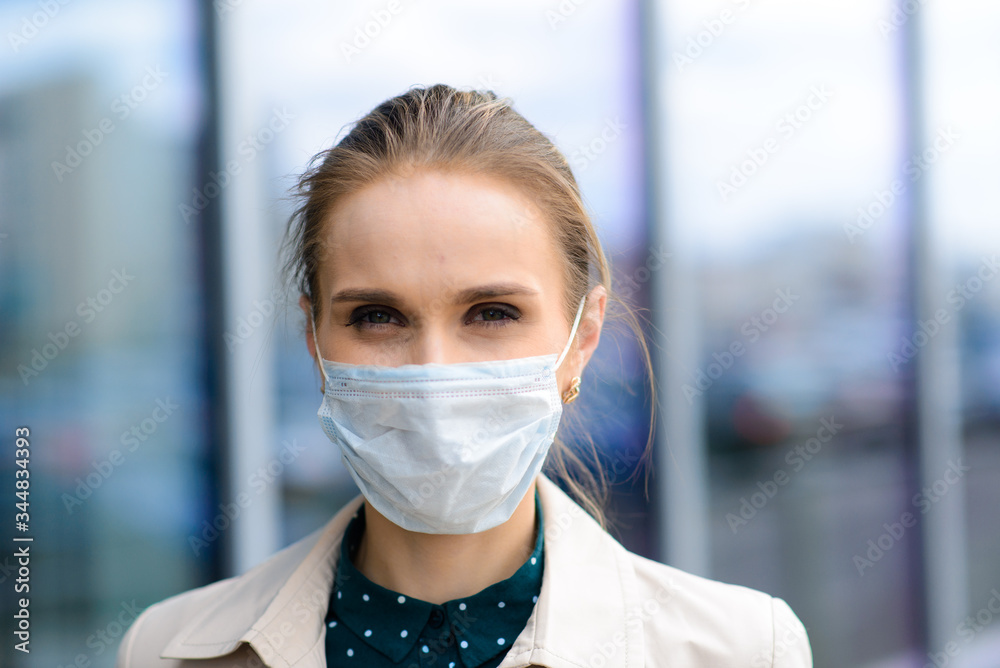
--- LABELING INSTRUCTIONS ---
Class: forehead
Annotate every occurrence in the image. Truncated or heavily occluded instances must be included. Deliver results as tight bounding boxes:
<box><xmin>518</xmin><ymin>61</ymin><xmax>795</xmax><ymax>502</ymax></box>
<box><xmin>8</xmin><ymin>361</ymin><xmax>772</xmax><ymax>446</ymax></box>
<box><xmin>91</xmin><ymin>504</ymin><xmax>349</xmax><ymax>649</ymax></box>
<box><xmin>318</xmin><ymin>169</ymin><xmax>565</xmax><ymax>299</ymax></box>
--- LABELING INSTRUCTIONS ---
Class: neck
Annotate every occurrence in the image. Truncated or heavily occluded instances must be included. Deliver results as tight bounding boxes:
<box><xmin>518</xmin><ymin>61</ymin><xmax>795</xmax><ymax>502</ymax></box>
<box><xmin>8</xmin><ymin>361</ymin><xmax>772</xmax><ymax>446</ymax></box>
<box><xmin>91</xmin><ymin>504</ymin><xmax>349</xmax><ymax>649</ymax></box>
<box><xmin>353</xmin><ymin>482</ymin><xmax>538</xmax><ymax>605</ymax></box>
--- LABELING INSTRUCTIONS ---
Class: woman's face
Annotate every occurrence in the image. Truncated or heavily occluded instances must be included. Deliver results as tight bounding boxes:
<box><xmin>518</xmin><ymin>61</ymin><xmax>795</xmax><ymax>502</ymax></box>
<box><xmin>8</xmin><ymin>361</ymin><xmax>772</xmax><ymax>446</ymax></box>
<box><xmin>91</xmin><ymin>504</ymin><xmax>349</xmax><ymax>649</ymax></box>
<box><xmin>301</xmin><ymin>168</ymin><xmax>604</xmax><ymax>389</ymax></box>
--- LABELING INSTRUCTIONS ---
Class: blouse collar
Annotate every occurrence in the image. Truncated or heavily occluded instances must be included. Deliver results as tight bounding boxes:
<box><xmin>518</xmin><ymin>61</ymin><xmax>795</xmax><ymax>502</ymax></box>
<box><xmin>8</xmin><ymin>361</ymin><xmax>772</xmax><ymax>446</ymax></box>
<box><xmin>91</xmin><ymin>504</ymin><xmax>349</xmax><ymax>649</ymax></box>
<box><xmin>328</xmin><ymin>492</ymin><xmax>544</xmax><ymax>664</ymax></box>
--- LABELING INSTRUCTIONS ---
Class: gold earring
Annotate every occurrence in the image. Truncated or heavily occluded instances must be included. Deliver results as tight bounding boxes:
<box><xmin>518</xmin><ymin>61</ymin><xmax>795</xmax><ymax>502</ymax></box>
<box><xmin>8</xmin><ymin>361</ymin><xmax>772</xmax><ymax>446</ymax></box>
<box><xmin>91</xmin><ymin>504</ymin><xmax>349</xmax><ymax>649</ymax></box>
<box><xmin>562</xmin><ymin>376</ymin><xmax>582</xmax><ymax>404</ymax></box>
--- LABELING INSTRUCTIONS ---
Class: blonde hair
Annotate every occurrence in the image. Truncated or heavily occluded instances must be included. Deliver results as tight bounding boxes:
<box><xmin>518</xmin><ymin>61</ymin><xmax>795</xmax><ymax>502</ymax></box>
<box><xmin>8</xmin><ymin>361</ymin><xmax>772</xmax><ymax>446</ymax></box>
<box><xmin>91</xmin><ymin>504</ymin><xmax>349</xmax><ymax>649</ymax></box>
<box><xmin>282</xmin><ymin>84</ymin><xmax>654</xmax><ymax>528</ymax></box>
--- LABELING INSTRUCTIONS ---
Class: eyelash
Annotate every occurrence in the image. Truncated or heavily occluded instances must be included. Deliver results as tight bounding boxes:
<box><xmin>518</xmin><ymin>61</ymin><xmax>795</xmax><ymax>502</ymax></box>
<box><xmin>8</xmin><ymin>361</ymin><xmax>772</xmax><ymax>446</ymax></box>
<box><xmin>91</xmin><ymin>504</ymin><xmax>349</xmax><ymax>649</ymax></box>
<box><xmin>472</xmin><ymin>304</ymin><xmax>521</xmax><ymax>328</ymax></box>
<box><xmin>346</xmin><ymin>306</ymin><xmax>399</xmax><ymax>330</ymax></box>
<box><xmin>346</xmin><ymin>304</ymin><xmax>521</xmax><ymax>331</ymax></box>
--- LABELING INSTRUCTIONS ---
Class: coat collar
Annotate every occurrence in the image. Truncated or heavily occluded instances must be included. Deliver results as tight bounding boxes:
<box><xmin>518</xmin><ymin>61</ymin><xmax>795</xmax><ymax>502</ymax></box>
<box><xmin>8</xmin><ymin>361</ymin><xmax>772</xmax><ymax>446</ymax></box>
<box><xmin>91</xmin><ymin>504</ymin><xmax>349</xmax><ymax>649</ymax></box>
<box><xmin>160</xmin><ymin>476</ymin><xmax>644</xmax><ymax>668</ymax></box>
<box><xmin>501</xmin><ymin>476</ymin><xmax>645</xmax><ymax>668</ymax></box>
<box><xmin>160</xmin><ymin>493</ymin><xmax>363</xmax><ymax>667</ymax></box>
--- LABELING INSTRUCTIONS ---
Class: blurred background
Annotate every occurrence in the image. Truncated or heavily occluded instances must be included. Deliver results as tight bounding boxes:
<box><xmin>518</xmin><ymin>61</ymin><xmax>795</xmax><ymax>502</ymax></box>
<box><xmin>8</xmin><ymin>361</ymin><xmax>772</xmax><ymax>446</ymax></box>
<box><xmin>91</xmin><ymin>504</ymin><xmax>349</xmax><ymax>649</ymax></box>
<box><xmin>1</xmin><ymin>1</ymin><xmax>998</xmax><ymax>666</ymax></box>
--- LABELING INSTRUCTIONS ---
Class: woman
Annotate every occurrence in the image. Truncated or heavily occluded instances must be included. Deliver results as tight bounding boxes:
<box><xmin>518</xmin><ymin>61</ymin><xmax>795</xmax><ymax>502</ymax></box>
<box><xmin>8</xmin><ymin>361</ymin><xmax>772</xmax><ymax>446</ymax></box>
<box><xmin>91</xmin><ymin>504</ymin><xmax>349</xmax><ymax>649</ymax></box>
<box><xmin>117</xmin><ymin>85</ymin><xmax>812</xmax><ymax>667</ymax></box>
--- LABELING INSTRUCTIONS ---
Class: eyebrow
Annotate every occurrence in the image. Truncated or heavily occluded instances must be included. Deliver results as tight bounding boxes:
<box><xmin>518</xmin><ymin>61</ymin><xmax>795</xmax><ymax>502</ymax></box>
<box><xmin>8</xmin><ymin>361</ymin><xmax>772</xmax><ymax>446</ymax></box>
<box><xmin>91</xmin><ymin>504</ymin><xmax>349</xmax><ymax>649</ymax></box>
<box><xmin>330</xmin><ymin>282</ymin><xmax>539</xmax><ymax>306</ymax></box>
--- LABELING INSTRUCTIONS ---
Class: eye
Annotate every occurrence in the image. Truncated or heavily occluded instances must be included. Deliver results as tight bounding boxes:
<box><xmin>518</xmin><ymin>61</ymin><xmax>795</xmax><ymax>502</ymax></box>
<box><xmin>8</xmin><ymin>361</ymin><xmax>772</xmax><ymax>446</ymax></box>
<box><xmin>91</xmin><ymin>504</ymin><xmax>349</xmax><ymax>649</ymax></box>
<box><xmin>347</xmin><ymin>305</ymin><xmax>402</xmax><ymax>330</ymax></box>
<box><xmin>470</xmin><ymin>303</ymin><xmax>520</xmax><ymax>328</ymax></box>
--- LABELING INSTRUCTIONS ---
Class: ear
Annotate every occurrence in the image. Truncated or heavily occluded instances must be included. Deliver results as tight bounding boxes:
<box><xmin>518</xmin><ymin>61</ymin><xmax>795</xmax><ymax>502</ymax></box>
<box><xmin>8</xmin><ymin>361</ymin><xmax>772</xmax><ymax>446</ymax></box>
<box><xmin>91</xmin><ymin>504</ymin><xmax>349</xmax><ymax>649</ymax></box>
<box><xmin>575</xmin><ymin>284</ymin><xmax>607</xmax><ymax>373</ymax></box>
<box><xmin>559</xmin><ymin>284</ymin><xmax>606</xmax><ymax>399</ymax></box>
<box><xmin>299</xmin><ymin>294</ymin><xmax>317</xmax><ymax>362</ymax></box>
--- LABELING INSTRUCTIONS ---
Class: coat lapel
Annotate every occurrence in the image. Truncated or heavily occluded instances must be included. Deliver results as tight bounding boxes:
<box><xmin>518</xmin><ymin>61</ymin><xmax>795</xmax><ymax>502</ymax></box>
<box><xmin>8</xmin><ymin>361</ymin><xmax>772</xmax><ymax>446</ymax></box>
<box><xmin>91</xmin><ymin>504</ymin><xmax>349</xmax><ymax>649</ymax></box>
<box><xmin>500</xmin><ymin>476</ymin><xmax>645</xmax><ymax>668</ymax></box>
<box><xmin>160</xmin><ymin>495</ymin><xmax>364</xmax><ymax>666</ymax></box>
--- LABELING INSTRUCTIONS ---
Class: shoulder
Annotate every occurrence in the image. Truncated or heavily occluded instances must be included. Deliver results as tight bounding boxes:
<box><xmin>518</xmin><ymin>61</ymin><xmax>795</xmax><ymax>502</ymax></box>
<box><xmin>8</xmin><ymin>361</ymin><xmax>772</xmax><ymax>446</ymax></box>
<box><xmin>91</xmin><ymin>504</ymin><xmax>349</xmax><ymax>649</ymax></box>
<box><xmin>625</xmin><ymin>550</ymin><xmax>812</xmax><ymax>667</ymax></box>
<box><xmin>532</xmin><ymin>476</ymin><xmax>811</xmax><ymax>667</ymax></box>
<box><xmin>117</xmin><ymin>496</ymin><xmax>362</xmax><ymax>667</ymax></box>
<box><xmin>116</xmin><ymin>578</ymin><xmax>242</xmax><ymax>667</ymax></box>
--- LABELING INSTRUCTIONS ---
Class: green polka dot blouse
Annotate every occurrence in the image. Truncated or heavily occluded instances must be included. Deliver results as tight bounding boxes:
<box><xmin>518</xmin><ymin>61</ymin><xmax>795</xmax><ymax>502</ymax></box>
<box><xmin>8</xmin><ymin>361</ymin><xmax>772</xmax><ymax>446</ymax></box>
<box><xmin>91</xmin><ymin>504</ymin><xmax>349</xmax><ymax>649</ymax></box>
<box><xmin>324</xmin><ymin>492</ymin><xmax>544</xmax><ymax>667</ymax></box>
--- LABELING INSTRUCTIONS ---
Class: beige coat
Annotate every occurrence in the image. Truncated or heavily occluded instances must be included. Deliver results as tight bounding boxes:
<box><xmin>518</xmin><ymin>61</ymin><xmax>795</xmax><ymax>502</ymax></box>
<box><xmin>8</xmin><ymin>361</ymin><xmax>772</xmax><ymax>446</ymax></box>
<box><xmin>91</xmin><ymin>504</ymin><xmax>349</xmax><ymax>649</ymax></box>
<box><xmin>117</xmin><ymin>475</ymin><xmax>812</xmax><ymax>667</ymax></box>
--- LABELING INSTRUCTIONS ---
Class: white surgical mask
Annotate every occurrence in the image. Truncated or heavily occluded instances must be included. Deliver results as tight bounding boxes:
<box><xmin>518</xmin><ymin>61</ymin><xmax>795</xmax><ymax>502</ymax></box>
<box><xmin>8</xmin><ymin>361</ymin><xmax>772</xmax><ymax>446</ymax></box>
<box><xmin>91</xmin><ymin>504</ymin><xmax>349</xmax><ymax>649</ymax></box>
<box><xmin>312</xmin><ymin>296</ymin><xmax>586</xmax><ymax>534</ymax></box>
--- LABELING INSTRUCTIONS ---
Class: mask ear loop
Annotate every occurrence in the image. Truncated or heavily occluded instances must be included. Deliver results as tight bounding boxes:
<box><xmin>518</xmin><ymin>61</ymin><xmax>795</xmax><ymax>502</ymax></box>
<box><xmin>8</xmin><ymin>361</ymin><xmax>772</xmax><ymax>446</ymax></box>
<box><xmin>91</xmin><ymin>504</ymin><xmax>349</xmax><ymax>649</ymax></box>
<box><xmin>554</xmin><ymin>295</ymin><xmax>588</xmax><ymax>371</ymax></box>
<box><xmin>310</xmin><ymin>313</ymin><xmax>331</xmax><ymax>394</ymax></box>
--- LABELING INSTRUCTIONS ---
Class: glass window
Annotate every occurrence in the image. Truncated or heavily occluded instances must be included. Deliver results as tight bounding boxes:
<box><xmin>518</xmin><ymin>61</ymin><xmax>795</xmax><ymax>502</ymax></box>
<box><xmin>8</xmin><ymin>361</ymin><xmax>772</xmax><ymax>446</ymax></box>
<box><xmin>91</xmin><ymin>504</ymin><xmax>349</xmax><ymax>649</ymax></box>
<box><xmin>924</xmin><ymin>0</ymin><xmax>1000</xmax><ymax>654</ymax></box>
<box><xmin>0</xmin><ymin>3</ymin><xmax>211</xmax><ymax>666</ymax></box>
<box><xmin>7</xmin><ymin>2</ymin><xmax>996</xmax><ymax>666</ymax></box>
<box><xmin>654</xmin><ymin>0</ymin><xmax>1000</xmax><ymax>664</ymax></box>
